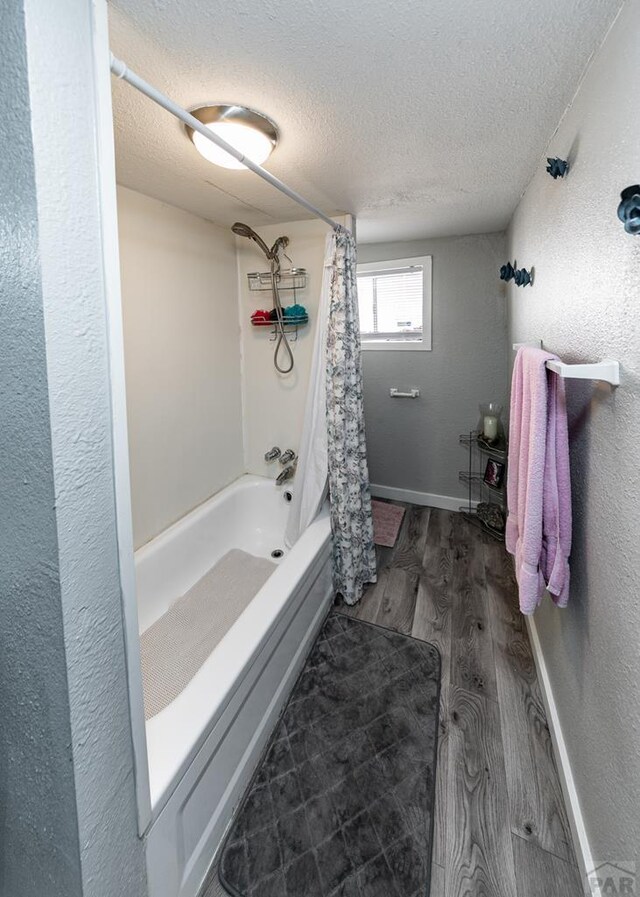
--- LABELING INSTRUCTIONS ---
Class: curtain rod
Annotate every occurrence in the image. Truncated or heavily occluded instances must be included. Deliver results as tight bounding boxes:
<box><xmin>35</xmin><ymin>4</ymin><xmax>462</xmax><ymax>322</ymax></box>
<box><xmin>109</xmin><ymin>54</ymin><xmax>342</xmax><ymax>231</ymax></box>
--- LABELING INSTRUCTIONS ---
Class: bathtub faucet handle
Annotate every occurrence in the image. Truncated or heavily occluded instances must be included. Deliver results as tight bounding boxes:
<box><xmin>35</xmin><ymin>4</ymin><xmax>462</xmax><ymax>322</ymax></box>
<box><xmin>279</xmin><ymin>449</ymin><xmax>296</xmax><ymax>466</ymax></box>
<box><xmin>264</xmin><ymin>446</ymin><xmax>281</xmax><ymax>462</ymax></box>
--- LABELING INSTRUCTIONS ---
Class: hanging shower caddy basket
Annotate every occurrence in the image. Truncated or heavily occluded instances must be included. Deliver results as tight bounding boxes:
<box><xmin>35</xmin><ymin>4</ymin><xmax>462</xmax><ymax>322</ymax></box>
<box><xmin>251</xmin><ymin>314</ymin><xmax>309</xmax><ymax>327</ymax></box>
<box><xmin>247</xmin><ymin>268</ymin><xmax>307</xmax><ymax>291</ymax></box>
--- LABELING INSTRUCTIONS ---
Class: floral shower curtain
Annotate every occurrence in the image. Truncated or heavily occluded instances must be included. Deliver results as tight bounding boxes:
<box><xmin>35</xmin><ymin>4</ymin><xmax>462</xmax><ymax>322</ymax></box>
<box><xmin>285</xmin><ymin>225</ymin><xmax>377</xmax><ymax>605</ymax></box>
<box><xmin>325</xmin><ymin>226</ymin><xmax>377</xmax><ymax>604</ymax></box>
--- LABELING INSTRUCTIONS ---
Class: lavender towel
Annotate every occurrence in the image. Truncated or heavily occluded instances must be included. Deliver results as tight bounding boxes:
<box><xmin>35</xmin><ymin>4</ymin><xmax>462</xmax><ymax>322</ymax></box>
<box><xmin>506</xmin><ymin>347</ymin><xmax>572</xmax><ymax>614</ymax></box>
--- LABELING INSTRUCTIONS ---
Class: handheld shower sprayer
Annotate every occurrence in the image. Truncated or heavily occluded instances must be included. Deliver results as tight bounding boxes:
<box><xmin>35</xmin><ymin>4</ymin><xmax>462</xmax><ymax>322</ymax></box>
<box><xmin>231</xmin><ymin>222</ymin><xmax>273</xmax><ymax>260</ymax></box>
<box><xmin>232</xmin><ymin>222</ymin><xmax>294</xmax><ymax>373</ymax></box>
<box><xmin>232</xmin><ymin>223</ymin><xmax>290</xmax><ymax>273</ymax></box>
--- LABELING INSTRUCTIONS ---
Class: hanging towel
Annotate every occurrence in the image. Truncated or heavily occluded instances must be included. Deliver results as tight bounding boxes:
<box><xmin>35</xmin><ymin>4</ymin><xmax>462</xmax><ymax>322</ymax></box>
<box><xmin>506</xmin><ymin>347</ymin><xmax>572</xmax><ymax>614</ymax></box>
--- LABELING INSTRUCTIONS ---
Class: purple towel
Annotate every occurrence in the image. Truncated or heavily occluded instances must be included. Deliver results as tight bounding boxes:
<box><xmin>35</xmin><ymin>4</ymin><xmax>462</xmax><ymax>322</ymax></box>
<box><xmin>506</xmin><ymin>347</ymin><xmax>572</xmax><ymax>614</ymax></box>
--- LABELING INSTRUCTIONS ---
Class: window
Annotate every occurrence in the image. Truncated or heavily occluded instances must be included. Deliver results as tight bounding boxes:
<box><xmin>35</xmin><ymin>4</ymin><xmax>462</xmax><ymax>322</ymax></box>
<box><xmin>356</xmin><ymin>255</ymin><xmax>432</xmax><ymax>350</ymax></box>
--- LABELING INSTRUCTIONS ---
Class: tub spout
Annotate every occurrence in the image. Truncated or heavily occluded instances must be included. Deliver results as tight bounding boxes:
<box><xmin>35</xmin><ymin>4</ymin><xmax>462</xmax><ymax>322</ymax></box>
<box><xmin>276</xmin><ymin>465</ymin><xmax>296</xmax><ymax>485</ymax></box>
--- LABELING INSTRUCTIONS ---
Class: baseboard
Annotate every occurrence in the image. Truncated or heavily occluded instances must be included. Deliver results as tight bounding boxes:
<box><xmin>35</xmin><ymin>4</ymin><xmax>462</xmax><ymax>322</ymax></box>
<box><xmin>370</xmin><ymin>483</ymin><xmax>478</xmax><ymax>512</ymax></box>
<box><xmin>525</xmin><ymin>616</ymin><xmax>597</xmax><ymax>896</ymax></box>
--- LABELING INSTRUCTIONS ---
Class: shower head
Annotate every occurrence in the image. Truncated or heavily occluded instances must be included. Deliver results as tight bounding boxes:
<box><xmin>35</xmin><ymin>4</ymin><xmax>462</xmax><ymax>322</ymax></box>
<box><xmin>231</xmin><ymin>221</ymin><xmax>258</xmax><ymax>239</ymax></box>
<box><xmin>271</xmin><ymin>235</ymin><xmax>290</xmax><ymax>256</ymax></box>
<box><xmin>231</xmin><ymin>222</ymin><xmax>273</xmax><ymax>260</ymax></box>
<box><xmin>231</xmin><ymin>222</ymin><xmax>290</xmax><ymax>265</ymax></box>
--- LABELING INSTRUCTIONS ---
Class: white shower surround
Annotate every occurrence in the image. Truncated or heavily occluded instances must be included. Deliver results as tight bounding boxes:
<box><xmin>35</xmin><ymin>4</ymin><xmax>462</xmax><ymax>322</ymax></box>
<box><xmin>138</xmin><ymin>475</ymin><xmax>333</xmax><ymax>897</ymax></box>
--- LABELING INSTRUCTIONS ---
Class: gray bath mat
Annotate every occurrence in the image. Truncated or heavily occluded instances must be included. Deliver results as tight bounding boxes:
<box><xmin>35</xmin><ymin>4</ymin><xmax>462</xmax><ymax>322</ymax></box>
<box><xmin>140</xmin><ymin>549</ymin><xmax>275</xmax><ymax>719</ymax></box>
<box><xmin>218</xmin><ymin>612</ymin><xmax>441</xmax><ymax>897</ymax></box>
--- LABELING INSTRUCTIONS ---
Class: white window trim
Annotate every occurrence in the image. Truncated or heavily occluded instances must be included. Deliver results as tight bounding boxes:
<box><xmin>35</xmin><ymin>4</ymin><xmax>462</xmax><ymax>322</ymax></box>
<box><xmin>357</xmin><ymin>255</ymin><xmax>432</xmax><ymax>351</ymax></box>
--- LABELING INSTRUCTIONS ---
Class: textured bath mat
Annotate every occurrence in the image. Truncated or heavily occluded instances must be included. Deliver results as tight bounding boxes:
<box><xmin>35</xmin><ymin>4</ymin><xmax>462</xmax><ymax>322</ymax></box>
<box><xmin>218</xmin><ymin>613</ymin><xmax>441</xmax><ymax>897</ymax></box>
<box><xmin>371</xmin><ymin>500</ymin><xmax>405</xmax><ymax>548</ymax></box>
<box><xmin>140</xmin><ymin>549</ymin><xmax>275</xmax><ymax>719</ymax></box>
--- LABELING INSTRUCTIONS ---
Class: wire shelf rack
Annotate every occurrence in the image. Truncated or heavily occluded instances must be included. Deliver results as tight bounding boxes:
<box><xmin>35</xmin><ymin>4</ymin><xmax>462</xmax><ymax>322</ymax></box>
<box><xmin>459</xmin><ymin>430</ymin><xmax>507</xmax><ymax>541</ymax></box>
<box><xmin>247</xmin><ymin>268</ymin><xmax>307</xmax><ymax>292</ymax></box>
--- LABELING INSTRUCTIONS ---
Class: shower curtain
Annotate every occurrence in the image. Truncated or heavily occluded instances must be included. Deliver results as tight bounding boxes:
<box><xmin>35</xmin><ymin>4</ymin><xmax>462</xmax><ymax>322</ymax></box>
<box><xmin>285</xmin><ymin>225</ymin><xmax>377</xmax><ymax>606</ymax></box>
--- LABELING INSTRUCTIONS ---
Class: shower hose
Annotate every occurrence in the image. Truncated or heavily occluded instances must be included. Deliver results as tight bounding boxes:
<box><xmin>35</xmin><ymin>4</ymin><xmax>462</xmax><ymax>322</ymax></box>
<box><xmin>270</xmin><ymin>257</ymin><xmax>295</xmax><ymax>374</ymax></box>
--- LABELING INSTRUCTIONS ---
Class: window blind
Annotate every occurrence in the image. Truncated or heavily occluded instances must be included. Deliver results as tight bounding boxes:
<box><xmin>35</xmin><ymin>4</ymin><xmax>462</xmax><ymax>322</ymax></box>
<box><xmin>357</xmin><ymin>265</ymin><xmax>424</xmax><ymax>341</ymax></box>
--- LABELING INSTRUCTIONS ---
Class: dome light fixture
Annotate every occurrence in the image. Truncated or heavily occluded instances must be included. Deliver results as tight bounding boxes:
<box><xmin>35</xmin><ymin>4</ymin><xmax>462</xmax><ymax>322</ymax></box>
<box><xmin>185</xmin><ymin>104</ymin><xmax>278</xmax><ymax>170</ymax></box>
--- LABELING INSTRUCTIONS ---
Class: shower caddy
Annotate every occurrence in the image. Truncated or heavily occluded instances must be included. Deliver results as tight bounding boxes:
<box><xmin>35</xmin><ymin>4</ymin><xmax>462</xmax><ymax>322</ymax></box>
<box><xmin>248</xmin><ymin>268</ymin><xmax>309</xmax><ymax>338</ymax></box>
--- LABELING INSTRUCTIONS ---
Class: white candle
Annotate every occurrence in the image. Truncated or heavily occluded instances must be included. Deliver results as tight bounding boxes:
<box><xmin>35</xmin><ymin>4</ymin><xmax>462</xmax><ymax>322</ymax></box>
<box><xmin>483</xmin><ymin>415</ymin><xmax>499</xmax><ymax>440</ymax></box>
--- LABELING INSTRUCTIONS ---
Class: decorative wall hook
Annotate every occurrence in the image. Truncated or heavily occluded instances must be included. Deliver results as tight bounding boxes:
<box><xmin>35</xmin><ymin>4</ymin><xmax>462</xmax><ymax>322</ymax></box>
<box><xmin>617</xmin><ymin>185</ymin><xmax>640</xmax><ymax>235</ymax></box>
<box><xmin>514</xmin><ymin>267</ymin><xmax>534</xmax><ymax>287</ymax></box>
<box><xmin>546</xmin><ymin>157</ymin><xmax>569</xmax><ymax>179</ymax></box>
<box><xmin>499</xmin><ymin>261</ymin><xmax>516</xmax><ymax>281</ymax></box>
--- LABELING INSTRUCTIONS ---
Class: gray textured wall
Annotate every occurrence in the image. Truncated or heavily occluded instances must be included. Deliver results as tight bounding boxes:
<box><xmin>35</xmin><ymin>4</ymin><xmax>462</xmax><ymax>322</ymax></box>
<box><xmin>0</xmin><ymin>0</ymin><xmax>147</xmax><ymax>894</ymax></box>
<box><xmin>0</xmin><ymin>2</ymin><xmax>83</xmax><ymax>893</ymax></box>
<box><xmin>507</xmin><ymin>0</ymin><xmax>639</xmax><ymax>869</ymax></box>
<box><xmin>358</xmin><ymin>233</ymin><xmax>507</xmax><ymax>500</ymax></box>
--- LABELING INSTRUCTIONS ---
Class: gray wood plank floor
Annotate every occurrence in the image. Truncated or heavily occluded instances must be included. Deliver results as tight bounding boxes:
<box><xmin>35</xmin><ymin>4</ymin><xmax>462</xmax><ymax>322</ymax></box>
<box><xmin>344</xmin><ymin>504</ymin><xmax>583</xmax><ymax>897</ymax></box>
<box><xmin>204</xmin><ymin>504</ymin><xmax>583</xmax><ymax>897</ymax></box>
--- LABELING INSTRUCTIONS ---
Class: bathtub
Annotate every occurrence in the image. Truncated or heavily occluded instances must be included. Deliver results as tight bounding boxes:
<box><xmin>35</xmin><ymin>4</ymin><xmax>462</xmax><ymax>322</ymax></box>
<box><xmin>138</xmin><ymin>475</ymin><xmax>333</xmax><ymax>897</ymax></box>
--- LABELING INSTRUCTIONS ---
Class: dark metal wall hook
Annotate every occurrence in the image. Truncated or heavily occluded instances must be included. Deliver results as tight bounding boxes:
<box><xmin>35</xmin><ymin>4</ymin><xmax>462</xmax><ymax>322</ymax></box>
<box><xmin>617</xmin><ymin>185</ymin><xmax>640</xmax><ymax>235</ymax></box>
<box><xmin>546</xmin><ymin>157</ymin><xmax>569</xmax><ymax>179</ymax></box>
<box><xmin>514</xmin><ymin>267</ymin><xmax>534</xmax><ymax>287</ymax></box>
<box><xmin>499</xmin><ymin>261</ymin><xmax>516</xmax><ymax>282</ymax></box>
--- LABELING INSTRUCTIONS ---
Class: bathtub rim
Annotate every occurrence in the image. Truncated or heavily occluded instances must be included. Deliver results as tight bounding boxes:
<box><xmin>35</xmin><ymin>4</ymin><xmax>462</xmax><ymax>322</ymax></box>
<box><xmin>134</xmin><ymin>474</ymin><xmax>285</xmax><ymax>581</ymax></box>
<box><xmin>137</xmin><ymin>475</ymin><xmax>332</xmax><ymax>816</ymax></box>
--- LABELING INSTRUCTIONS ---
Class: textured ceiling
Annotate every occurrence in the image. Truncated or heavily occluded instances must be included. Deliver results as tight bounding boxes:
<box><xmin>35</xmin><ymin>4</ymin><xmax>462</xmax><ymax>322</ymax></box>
<box><xmin>108</xmin><ymin>0</ymin><xmax>621</xmax><ymax>242</ymax></box>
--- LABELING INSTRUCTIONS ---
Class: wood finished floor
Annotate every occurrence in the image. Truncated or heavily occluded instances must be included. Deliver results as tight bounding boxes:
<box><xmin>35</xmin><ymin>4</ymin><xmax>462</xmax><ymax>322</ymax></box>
<box><xmin>341</xmin><ymin>505</ymin><xmax>583</xmax><ymax>897</ymax></box>
<box><xmin>205</xmin><ymin>505</ymin><xmax>583</xmax><ymax>897</ymax></box>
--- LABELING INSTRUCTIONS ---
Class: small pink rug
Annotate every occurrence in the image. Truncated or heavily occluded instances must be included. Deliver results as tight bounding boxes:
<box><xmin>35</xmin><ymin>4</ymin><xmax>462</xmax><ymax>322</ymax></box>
<box><xmin>371</xmin><ymin>500</ymin><xmax>405</xmax><ymax>547</ymax></box>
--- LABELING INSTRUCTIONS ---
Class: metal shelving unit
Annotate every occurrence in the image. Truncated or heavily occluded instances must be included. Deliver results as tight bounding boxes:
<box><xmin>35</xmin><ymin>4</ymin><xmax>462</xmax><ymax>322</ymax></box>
<box><xmin>459</xmin><ymin>431</ymin><xmax>508</xmax><ymax>541</ymax></box>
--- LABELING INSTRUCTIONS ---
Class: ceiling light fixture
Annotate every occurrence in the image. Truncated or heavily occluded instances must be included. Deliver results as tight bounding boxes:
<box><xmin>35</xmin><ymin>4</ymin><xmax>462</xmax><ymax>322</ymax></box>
<box><xmin>185</xmin><ymin>104</ymin><xmax>278</xmax><ymax>170</ymax></box>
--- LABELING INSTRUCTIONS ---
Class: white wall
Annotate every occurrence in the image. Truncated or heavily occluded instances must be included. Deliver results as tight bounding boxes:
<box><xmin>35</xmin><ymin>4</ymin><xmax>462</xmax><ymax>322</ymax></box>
<box><xmin>237</xmin><ymin>217</ymin><xmax>345</xmax><ymax>476</ymax></box>
<box><xmin>117</xmin><ymin>187</ymin><xmax>244</xmax><ymax>548</ymax></box>
<box><xmin>506</xmin><ymin>0</ymin><xmax>639</xmax><ymax>872</ymax></box>
<box><xmin>358</xmin><ymin>233</ymin><xmax>507</xmax><ymax>502</ymax></box>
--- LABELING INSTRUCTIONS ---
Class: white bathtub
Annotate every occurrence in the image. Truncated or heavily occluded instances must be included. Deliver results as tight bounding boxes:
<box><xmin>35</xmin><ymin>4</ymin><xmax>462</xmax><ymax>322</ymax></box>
<box><xmin>138</xmin><ymin>475</ymin><xmax>333</xmax><ymax>897</ymax></box>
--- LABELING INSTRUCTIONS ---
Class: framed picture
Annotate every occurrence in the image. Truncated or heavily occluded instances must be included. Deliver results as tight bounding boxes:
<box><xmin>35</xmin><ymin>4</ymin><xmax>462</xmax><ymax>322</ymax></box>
<box><xmin>484</xmin><ymin>459</ymin><xmax>505</xmax><ymax>489</ymax></box>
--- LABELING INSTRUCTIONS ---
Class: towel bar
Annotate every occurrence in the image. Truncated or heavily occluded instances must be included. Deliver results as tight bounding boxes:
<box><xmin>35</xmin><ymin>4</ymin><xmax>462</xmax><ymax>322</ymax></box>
<box><xmin>545</xmin><ymin>359</ymin><xmax>619</xmax><ymax>386</ymax></box>
<box><xmin>512</xmin><ymin>344</ymin><xmax>620</xmax><ymax>386</ymax></box>
<box><xmin>389</xmin><ymin>388</ymin><xmax>420</xmax><ymax>398</ymax></box>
